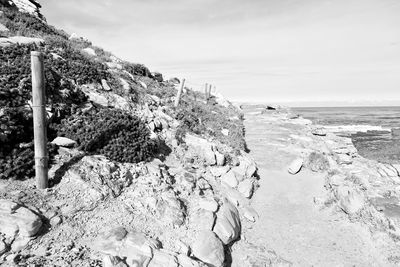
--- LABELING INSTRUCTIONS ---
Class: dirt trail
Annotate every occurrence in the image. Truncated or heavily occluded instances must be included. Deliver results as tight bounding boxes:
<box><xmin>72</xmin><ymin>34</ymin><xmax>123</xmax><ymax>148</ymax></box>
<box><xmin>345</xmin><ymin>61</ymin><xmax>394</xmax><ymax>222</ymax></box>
<box><xmin>232</xmin><ymin>111</ymin><xmax>394</xmax><ymax>266</ymax></box>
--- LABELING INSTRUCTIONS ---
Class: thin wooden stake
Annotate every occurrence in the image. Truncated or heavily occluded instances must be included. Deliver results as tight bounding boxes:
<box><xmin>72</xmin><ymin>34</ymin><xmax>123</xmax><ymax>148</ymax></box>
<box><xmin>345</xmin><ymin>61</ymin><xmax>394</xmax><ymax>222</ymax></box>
<box><xmin>31</xmin><ymin>51</ymin><xmax>48</xmax><ymax>189</ymax></box>
<box><xmin>204</xmin><ymin>83</ymin><xmax>209</xmax><ymax>102</ymax></box>
<box><xmin>208</xmin><ymin>84</ymin><xmax>212</xmax><ymax>99</ymax></box>
<box><xmin>174</xmin><ymin>78</ymin><xmax>185</xmax><ymax>107</ymax></box>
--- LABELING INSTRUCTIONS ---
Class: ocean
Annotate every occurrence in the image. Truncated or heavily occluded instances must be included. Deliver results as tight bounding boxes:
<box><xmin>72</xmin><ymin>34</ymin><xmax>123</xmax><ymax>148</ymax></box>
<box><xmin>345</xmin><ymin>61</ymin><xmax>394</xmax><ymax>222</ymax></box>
<box><xmin>293</xmin><ymin>106</ymin><xmax>400</xmax><ymax>164</ymax></box>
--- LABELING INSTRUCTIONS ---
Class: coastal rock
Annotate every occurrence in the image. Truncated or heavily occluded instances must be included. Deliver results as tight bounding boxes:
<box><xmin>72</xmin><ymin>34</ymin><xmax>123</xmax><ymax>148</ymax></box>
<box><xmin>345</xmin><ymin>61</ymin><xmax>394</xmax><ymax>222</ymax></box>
<box><xmin>215</xmin><ymin>151</ymin><xmax>225</xmax><ymax>166</ymax></box>
<box><xmin>311</xmin><ymin>128</ymin><xmax>327</xmax><ymax>136</ymax></box>
<box><xmin>221</xmin><ymin>170</ymin><xmax>239</xmax><ymax>188</ymax></box>
<box><xmin>103</xmin><ymin>255</ymin><xmax>128</xmax><ymax>267</ymax></box>
<box><xmin>329</xmin><ymin>174</ymin><xmax>346</xmax><ymax>187</ymax></box>
<box><xmin>190</xmin><ymin>209</ymin><xmax>215</xmax><ymax>231</ymax></box>
<box><xmin>243</xmin><ymin>206</ymin><xmax>259</xmax><ymax>222</ymax></box>
<box><xmin>335</xmin><ymin>186</ymin><xmax>365</xmax><ymax>214</ymax></box>
<box><xmin>238</xmin><ymin>155</ymin><xmax>257</xmax><ymax>177</ymax></box>
<box><xmin>198</xmin><ymin>198</ymin><xmax>219</xmax><ymax>212</ymax></box>
<box><xmin>94</xmin><ymin>227</ymin><xmax>153</xmax><ymax>266</ymax></box>
<box><xmin>82</xmin><ymin>47</ymin><xmax>96</xmax><ymax>56</ymax></box>
<box><xmin>184</xmin><ymin>134</ymin><xmax>216</xmax><ymax>165</ymax></box>
<box><xmin>51</xmin><ymin>137</ymin><xmax>76</xmax><ymax>147</ymax></box>
<box><xmin>213</xmin><ymin>199</ymin><xmax>241</xmax><ymax>244</ymax></box>
<box><xmin>8</xmin><ymin>0</ymin><xmax>43</xmax><ymax>19</ymax></box>
<box><xmin>191</xmin><ymin>230</ymin><xmax>224</xmax><ymax>267</ymax></box>
<box><xmin>237</xmin><ymin>179</ymin><xmax>254</xmax><ymax>198</ymax></box>
<box><xmin>0</xmin><ymin>199</ymin><xmax>42</xmax><ymax>238</ymax></box>
<box><xmin>209</xmin><ymin>166</ymin><xmax>230</xmax><ymax>177</ymax></box>
<box><xmin>149</xmin><ymin>249</ymin><xmax>178</xmax><ymax>267</ymax></box>
<box><xmin>335</xmin><ymin>154</ymin><xmax>352</xmax><ymax>165</ymax></box>
<box><xmin>288</xmin><ymin>158</ymin><xmax>303</xmax><ymax>174</ymax></box>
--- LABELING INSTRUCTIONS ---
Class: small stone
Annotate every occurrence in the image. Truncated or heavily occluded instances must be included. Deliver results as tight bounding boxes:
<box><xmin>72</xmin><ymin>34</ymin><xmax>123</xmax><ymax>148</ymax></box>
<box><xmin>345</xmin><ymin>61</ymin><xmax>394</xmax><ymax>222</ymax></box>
<box><xmin>191</xmin><ymin>230</ymin><xmax>224</xmax><ymax>267</ymax></box>
<box><xmin>288</xmin><ymin>158</ymin><xmax>303</xmax><ymax>174</ymax></box>
<box><xmin>50</xmin><ymin>216</ymin><xmax>62</xmax><ymax>227</ymax></box>
<box><xmin>237</xmin><ymin>179</ymin><xmax>253</xmax><ymax>198</ymax></box>
<box><xmin>51</xmin><ymin>137</ymin><xmax>77</xmax><ymax>147</ymax></box>
<box><xmin>221</xmin><ymin>129</ymin><xmax>229</xmax><ymax>136</ymax></box>
<box><xmin>101</xmin><ymin>79</ymin><xmax>111</xmax><ymax>91</ymax></box>
<box><xmin>82</xmin><ymin>47</ymin><xmax>96</xmax><ymax>56</ymax></box>
<box><xmin>243</xmin><ymin>206</ymin><xmax>259</xmax><ymax>222</ymax></box>
<box><xmin>215</xmin><ymin>151</ymin><xmax>225</xmax><ymax>166</ymax></box>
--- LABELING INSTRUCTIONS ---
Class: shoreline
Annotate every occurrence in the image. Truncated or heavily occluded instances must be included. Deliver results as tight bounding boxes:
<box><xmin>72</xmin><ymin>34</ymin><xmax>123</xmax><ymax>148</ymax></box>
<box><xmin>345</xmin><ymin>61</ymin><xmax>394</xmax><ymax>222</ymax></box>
<box><xmin>232</xmin><ymin>106</ymin><xmax>400</xmax><ymax>265</ymax></box>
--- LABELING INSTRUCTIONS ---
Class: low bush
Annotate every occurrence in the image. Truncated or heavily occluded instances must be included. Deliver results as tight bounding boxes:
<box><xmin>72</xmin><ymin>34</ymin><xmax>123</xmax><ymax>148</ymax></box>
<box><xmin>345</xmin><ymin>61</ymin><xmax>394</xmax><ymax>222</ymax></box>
<box><xmin>53</xmin><ymin>109</ymin><xmax>155</xmax><ymax>163</ymax></box>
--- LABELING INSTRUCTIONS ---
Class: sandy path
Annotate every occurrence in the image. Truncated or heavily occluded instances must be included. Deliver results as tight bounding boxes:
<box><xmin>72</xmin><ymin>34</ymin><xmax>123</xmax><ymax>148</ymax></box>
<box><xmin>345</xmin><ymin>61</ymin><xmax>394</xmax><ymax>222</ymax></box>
<box><xmin>232</xmin><ymin>112</ymin><xmax>391</xmax><ymax>266</ymax></box>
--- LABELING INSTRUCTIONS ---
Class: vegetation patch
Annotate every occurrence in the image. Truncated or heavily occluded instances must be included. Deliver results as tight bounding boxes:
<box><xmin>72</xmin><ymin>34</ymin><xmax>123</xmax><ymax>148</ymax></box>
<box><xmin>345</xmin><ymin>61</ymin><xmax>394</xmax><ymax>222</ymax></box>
<box><xmin>53</xmin><ymin>109</ymin><xmax>156</xmax><ymax>163</ymax></box>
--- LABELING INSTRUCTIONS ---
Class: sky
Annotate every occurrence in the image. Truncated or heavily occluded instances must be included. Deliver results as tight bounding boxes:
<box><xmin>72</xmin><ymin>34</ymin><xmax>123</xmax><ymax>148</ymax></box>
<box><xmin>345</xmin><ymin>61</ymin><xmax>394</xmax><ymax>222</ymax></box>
<box><xmin>41</xmin><ymin>0</ymin><xmax>400</xmax><ymax>106</ymax></box>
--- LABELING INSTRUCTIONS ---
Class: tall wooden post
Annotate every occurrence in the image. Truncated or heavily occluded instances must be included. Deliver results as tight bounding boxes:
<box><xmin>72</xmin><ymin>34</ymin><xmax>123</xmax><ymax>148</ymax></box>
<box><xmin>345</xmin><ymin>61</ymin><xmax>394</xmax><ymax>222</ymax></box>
<box><xmin>208</xmin><ymin>84</ymin><xmax>212</xmax><ymax>99</ymax></box>
<box><xmin>174</xmin><ymin>78</ymin><xmax>185</xmax><ymax>107</ymax></box>
<box><xmin>204</xmin><ymin>83</ymin><xmax>209</xmax><ymax>102</ymax></box>
<box><xmin>31</xmin><ymin>51</ymin><xmax>48</xmax><ymax>189</ymax></box>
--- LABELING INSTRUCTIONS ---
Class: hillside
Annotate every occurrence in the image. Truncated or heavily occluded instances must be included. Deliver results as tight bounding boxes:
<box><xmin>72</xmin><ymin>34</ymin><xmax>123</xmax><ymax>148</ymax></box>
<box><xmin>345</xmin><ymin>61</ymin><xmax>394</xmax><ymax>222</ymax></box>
<box><xmin>0</xmin><ymin>2</ymin><xmax>258</xmax><ymax>267</ymax></box>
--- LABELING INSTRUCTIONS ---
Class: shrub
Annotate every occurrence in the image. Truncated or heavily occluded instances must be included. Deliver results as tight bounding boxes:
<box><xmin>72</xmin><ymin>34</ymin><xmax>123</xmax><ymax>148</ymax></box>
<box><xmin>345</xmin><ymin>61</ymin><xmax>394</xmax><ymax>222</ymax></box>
<box><xmin>124</xmin><ymin>62</ymin><xmax>152</xmax><ymax>77</ymax></box>
<box><xmin>54</xmin><ymin>109</ymin><xmax>155</xmax><ymax>163</ymax></box>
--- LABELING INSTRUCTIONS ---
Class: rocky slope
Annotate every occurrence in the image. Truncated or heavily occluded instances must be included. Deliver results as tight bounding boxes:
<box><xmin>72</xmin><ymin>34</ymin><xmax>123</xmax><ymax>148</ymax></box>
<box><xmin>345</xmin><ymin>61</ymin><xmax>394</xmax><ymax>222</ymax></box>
<box><xmin>0</xmin><ymin>1</ymin><xmax>258</xmax><ymax>267</ymax></box>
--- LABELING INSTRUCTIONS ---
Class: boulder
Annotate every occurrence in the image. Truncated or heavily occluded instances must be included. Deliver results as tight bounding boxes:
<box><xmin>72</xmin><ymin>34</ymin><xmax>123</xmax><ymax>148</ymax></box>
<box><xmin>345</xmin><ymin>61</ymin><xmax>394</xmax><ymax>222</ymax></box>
<box><xmin>288</xmin><ymin>158</ymin><xmax>303</xmax><ymax>174</ymax></box>
<box><xmin>82</xmin><ymin>47</ymin><xmax>96</xmax><ymax>56</ymax></box>
<box><xmin>213</xmin><ymin>199</ymin><xmax>241</xmax><ymax>244</ymax></box>
<box><xmin>94</xmin><ymin>227</ymin><xmax>153</xmax><ymax>266</ymax></box>
<box><xmin>185</xmin><ymin>134</ymin><xmax>216</xmax><ymax>165</ymax></box>
<box><xmin>103</xmin><ymin>255</ymin><xmax>128</xmax><ymax>267</ymax></box>
<box><xmin>335</xmin><ymin>186</ymin><xmax>365</xmax><ymax>214</ymax></box>
<box><xmin>237</xmin><ymin>179</ymin><xmax>253</xmax><ymax>198</ymax></box>
<box><xmin>156</xmin><ymin>193</ymin><xmax>185</xmax><ymax>227</ymax></box>
<box><xmin>191</xmin><ymin>230</ymin><xmax>224</xmax><ymax>267</ymax></box>
<box><xmin>149</xmin><ymin>249</ymin><xmax>178</xmax><ymax>267</ymax></box>
<box><xmin>51</xmin><ymin>137</ymin><xmax>76</xmax><ymax>148</ymax></box>
<box><xmin>221</xmin><ymin>170</ymin><xmax>239</xmax><ymax>188</ymax></box>
<box><xmin>189</xmin><ymin>209</ymin><xmax>215</xmax><ymax>231</ymax></box>
<box><xmin>311</xmin><ymin>128</ymin><xmax>327</xmax><ymax>136</ymax></box>
<box><xmin>198</xmin><ymin>198</ymin><xmax>219</xmax><ymax>212</ymax></box>
<box><xmin>0</xmin><ymin>199</ymin><xmax>42</xmax><ymax>238</ymax></box>
<box><xmin>238</xmin><ymin>155</ymin><xmax>257</xmax><ymax>177</ymax></box>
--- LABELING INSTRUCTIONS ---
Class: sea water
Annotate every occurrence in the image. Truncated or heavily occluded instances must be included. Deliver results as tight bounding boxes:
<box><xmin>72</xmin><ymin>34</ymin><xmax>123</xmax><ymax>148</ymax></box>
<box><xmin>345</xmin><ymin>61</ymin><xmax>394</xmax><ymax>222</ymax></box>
<box><xmin>294</xmin><ymin>106</ymin><xmax>400</xmax><ymax>164</ymax></box>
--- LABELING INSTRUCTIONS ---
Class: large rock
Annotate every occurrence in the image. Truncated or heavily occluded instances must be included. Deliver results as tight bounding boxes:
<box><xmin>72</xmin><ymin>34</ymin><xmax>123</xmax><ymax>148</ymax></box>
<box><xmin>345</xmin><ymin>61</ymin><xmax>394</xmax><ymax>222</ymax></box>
<box><xmin>221</xmin><ymin>170</ymin><xmax>239</xmax><ymax>188</ymax></box>
<box><xmin>149</xmin><ymin>249</ymin><xmax>178</xmax><ymax>267</ymax></box>
<box><xmin>213</xmin><ymin>199</ymin><xmax>241</xmax><ymax>244</ymax></box>
<box><xmin>94</xmin><ymin>227</ymin><xmax>154</xmax><ymax>266</ymax></box>
<box><xmin>288</xmin><ymin>158</ymin><xmax>303</xmax><ymax>174</ymax></box>
<box><xmin>189</xmin><ymin>209</ymin><xmax>215</xmax><ymax>231</ymax></box>
<box><xmin>237</xmin><ymin>179</ymin><xmax>253</xmax><ymax>198</ymax></box>
<box><xmin>7</xmin><ymin>0</ymin><xmax>43</xmax><ymax>18</ymax></box>
<box><xmin>0</xmin><ymin>199</ymin><xmax>42</xmax><ymax>238</ymax></box>
<box><xmin>335</xmin><ymin>186</ymin><xmax>365</xmax><ymax>214</ymax></box>
<box><xmin>191</xmin><ymin>230</ymin><xmax>224</xmax><ymax>267</ymax></box>
<box><xmin>184</xmin><ymin>134</ymin><xmax>216</xmax><ymax>165</ymax></box>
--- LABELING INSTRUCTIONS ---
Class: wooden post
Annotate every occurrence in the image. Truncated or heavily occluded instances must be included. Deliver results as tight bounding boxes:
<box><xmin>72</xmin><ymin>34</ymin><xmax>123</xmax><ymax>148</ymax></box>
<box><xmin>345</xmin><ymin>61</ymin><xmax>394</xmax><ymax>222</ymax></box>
<box><xmin>204</xmin><ymin>83</ymin><xmax>209</xmax><ymax>102</ymax></box>
<box><xmin>174</xmin><ymin>78</ymin><xmax>185</xmax><ymax>107</ymax></box>
<box><xmin>208</xmin><ymin>84</ymin><xmax>212</xmax><ymax>99</ymax></box>
<box><xmin>31</xmin><ymin>51</ymin><xmax>48</xmax><ymax>189</ymax></box>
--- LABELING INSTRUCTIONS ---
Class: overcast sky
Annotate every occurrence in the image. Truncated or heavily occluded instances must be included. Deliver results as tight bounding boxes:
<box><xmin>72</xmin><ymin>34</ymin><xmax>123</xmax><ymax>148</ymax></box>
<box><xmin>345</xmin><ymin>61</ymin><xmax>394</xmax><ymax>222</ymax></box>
<box><xmin>41</xmin><ymin>0</ymin><xmax>400</xmax><ymax>106</ymax></box>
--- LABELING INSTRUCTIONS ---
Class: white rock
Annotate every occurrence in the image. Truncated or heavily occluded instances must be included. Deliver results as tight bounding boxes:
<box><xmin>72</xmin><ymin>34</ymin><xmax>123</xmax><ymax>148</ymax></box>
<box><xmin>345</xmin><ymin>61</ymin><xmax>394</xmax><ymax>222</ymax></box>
<box><xmin>214</xmin><ymin>151</ymin><xmax>225</xmax><ymax>166</ymax></box>
<box><xmin>101</xmin><ymin>79</ymin><xmax>111</xmax><ymax>91</ymax></box>
<box><xmin>329</xmin><ymin>174</ymin><xmax>346</xmax><ymax>187</ymax></box>
<box><xmin>139</xmin><ymin>81</ymin><xmax>147</xmax><ymax>89</ymax></box>
<box><xmin>209</xmin><ymin>166</ymin><xmax>230</xmax><ymax>177</ymax></box>
<box><xmin>243</xmin><ymin>206</ymin><xmax>259</xmax><ymax>222</ymax></box>
<box><xmin>213</xmin><ymin>199</ymin><xmax>241</xmax><ymax>244</ymax></box>
<box><xmin>0</xmin><ymin>23</ymin><xmax>9</xmax><ymax>32</ymax></box>
<box><xmin>149</xmin><ymin>249</ymin><xmax>178</xmax><ymax>267</ymax></box>
<box><xmin>0</xmin><ymin>199</ymin><xmax>42</xmax><ymax>238</ymax></box>
<box><xmin>51</xmin><ymin>137</ymin><xmax>76</xmax><ymax>147</ymax></box>
<box><xmin>221</xmin><ymin>170</ymin><xmax>239</xmax><ymax>188</ymax></box>
<box><xmin>288</xmin><ymin>158</ymin><xmax>303</xmax><ymax>174</ymax></box>
<box><xmin>190</xmin><ymin>209</ymin><xmax>215</xmax><ymax>231</ymax></box>
<box><xmin>221</xmin><ymin>129</ymin><xmax>229</xmax><ymax>136</ymax></box>
<box><xmin>311</xmin><ymin>128</ymin><xmax>327</xmax><ymax>136</ymax></box>
<box><xmin>198</xmin><ymin>198</ymin><xmax>219</xmax><ymax>212</ymax></box>
<box><xmin>119</xmin><ymin>78</ymin><xmax>130</xmax><ymax>92</ymax></box>
<box><xmin>192</xmin><ymin>230</ymin><xmax>224</xmax><ymax>267</ymax></box>
<box><xmin>237</xmin><ymin>179</ymin><xmax>253</xmax><ymax>198</ymax></box>
<box><xmin>82</xmin><ymin>47</ymin><xmax>96</xmax><ymax>56</ymax></box>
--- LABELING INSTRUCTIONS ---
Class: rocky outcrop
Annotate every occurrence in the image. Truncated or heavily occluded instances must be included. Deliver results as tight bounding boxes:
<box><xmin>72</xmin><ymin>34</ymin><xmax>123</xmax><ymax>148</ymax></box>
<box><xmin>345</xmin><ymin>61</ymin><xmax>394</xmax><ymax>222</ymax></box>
<box><xmin>4</xmin><ymin>0</ymin><xmax>43</xmax><ymax>19</ymax></box>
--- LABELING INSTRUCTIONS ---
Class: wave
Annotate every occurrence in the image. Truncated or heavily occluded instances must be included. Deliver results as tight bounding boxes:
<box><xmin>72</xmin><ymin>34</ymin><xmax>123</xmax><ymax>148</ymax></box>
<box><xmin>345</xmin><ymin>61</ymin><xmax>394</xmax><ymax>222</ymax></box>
<box><xmin>321</xmin><ymin>124</ymin><xmax>391</xmax><ymax>133</ymax></box>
